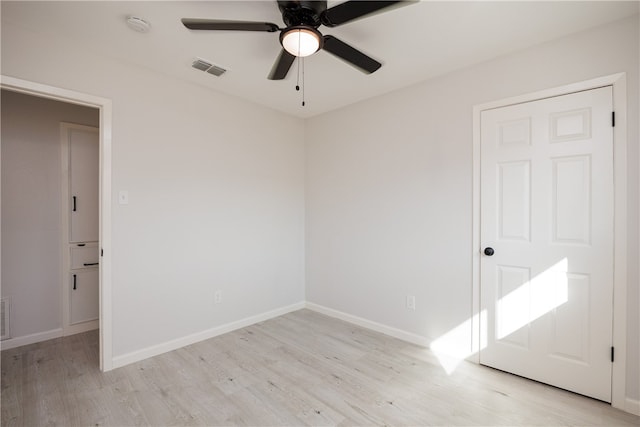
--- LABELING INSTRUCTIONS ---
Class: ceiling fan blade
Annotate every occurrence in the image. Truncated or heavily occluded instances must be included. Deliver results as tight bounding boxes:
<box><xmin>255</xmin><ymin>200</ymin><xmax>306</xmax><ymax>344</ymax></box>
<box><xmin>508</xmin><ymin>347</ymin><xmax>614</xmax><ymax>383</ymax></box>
<box><xmin>182</xmin><ymin>19</ymin><xmax>280</xmax><ymax>32</ymax></box>
<box><xmin>322</xmin><ymin>1</ymin><xmax>415</xmax><ymax>27</ymax></box>
<box><xmin>322</xmin><ymin>35</ymin><xmax>381</xmax><ymax>74</ymax></box>
<box><xmin>268</xmin><ymin>49</ymin><xmax>297</xmax><ymax>80</ymax></box>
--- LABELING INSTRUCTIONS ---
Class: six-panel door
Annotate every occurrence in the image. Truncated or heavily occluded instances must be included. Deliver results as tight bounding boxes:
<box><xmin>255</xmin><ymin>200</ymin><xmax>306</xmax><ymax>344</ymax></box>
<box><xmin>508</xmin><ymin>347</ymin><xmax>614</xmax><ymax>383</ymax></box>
<box><xmin>479</xmin><ymin>87</ymin><xmax>614</xmax><ymax>402</ymax></box>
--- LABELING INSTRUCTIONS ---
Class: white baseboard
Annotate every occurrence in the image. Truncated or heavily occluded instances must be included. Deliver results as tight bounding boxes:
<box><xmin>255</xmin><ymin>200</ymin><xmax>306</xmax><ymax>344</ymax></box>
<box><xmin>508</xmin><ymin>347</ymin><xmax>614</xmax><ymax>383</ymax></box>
<box><xmin>625</xmin><ymin>397</ymin><xmax>640</xmax><ymax>416</ymax></box>
<box><xmin>65</xmin><ymin>319</ymin><xmax>99</xmax><ymax>336</ymax></box>
<box><xmin>111</xmin><ymin>301</ymin><xmax>306</xmax><ymax>369</ymax></box>
<box><xmin>305</xmin><ymin>302</ymin><xmax>429</xmax><ymax>348</ymax></box>
<box><xmin>0</xmin><ymin>328</ymin><xmax>63</xmax><ymax>350</ymax></box>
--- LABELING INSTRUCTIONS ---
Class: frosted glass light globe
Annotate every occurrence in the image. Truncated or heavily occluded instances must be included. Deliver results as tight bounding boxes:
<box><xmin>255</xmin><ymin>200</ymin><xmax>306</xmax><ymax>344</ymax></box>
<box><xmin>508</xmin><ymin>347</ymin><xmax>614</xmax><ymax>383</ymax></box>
<box><xmin>282</xmin><ymin>28</ymin><xmax>321</xmax><ymax>57</ymax></box>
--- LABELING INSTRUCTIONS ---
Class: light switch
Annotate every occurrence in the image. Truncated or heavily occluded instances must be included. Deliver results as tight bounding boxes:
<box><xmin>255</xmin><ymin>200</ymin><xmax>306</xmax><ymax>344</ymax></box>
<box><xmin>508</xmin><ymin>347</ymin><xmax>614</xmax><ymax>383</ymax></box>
<box><xmin>118</xmin><ymin>190</ymin><xmax>129</xmax><ymax>205</ymax></box>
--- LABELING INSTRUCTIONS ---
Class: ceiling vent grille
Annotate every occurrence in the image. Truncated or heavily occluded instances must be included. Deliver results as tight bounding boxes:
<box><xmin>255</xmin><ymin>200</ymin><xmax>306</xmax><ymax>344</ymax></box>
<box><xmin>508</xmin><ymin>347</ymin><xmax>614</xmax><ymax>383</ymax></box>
<box><xmin>192</xmin><ymin>59</ymin><xmax>227</xmax><ymax>77</ymax></box>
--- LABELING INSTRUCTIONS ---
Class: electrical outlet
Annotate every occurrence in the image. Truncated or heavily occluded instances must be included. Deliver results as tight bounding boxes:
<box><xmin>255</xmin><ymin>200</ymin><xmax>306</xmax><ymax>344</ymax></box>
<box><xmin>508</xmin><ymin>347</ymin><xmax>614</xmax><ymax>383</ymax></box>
<box><xmin>214</xmin><ymin>290</ymin><xmax>222</xmax><ymax>304</ymax></box>
<box><xmin>406</xmin><ymin>295</ymin><xmax>416</xmax><ymax>310</ymax></box>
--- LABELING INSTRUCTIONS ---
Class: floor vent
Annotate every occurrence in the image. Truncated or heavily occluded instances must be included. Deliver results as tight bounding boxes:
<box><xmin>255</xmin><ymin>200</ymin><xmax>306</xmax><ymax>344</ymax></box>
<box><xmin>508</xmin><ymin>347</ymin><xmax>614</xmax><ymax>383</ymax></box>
<box><xmin>1</xmin><ymin>298</ymin><xmax>10</xmax><ymax>341</ymax></box>
<box><xmin>192</xmin><ymin>59</ymin><xmax>227</xmax><ymax>77</ymax></box>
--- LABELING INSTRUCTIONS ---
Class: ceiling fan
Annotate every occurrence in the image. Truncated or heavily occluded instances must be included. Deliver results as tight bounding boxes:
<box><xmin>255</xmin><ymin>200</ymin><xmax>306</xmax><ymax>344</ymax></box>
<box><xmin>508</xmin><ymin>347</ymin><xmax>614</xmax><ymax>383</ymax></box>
<box><xmin>182</xmin><ymin>1</ymin><xmax>415</xmax><ymax>80</ymax></box>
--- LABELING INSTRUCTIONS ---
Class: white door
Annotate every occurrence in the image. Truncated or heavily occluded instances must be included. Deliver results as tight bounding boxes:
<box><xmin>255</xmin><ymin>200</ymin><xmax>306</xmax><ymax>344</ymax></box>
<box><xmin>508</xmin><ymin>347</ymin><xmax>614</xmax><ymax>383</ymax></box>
<box><xmin>479</xmin><ymin>87</ymin><xmax>614</xmax><ymax>402</ymax></box>
<box><xmin>69</xmin><ymin>127</ymin><xmax>99</xmax><ymax>243</ymax></box>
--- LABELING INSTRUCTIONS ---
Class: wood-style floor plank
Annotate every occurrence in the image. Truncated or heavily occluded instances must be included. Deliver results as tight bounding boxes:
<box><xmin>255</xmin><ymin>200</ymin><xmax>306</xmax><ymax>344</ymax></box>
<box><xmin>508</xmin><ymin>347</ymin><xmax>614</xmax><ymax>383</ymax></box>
<box><xmin>2</xmin><ymin>309</ymin><xmax>639</xmax><ymax>426</ymax></box>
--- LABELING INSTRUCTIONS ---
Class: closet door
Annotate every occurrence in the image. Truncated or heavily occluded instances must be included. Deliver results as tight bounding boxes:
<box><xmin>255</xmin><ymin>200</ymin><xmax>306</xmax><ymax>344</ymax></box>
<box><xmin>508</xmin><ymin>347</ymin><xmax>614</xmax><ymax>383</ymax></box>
<box><xmin>69</xmin><ymin>127</ymin><xmax>99</xmax><ymax>243</ymax></box>
<box><xmin>69</xmin><ymin>269</ymin><xmax>99</xmax><ymax>325</ymax></box>
<box><xmin>479</xmin><ymin>87</ymin><xmax>614</xmax><ymax>402</ymax></box>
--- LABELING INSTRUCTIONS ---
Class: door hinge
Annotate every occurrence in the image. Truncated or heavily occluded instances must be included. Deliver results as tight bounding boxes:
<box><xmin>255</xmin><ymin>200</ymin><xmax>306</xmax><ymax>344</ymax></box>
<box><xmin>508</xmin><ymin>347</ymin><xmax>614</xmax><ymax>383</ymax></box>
<box><xmin>612</xmin><ymin>111</ymin><xmax>615</xmax><ymax>127</ymax></box>
<box><xmin>101</xmin><ymin>248</ymin><xmax>103</xmax><ymax>257</ymax></box>
<box><xmin>611</xmin><ymin>346</ymin><xmax>615</xmax><ymax>362</ymax></box>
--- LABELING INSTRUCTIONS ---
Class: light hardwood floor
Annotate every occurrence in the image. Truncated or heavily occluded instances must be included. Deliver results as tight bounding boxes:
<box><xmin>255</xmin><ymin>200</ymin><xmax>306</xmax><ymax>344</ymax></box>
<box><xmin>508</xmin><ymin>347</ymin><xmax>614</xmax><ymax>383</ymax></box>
<box><xmin>2</xmin><ymin>309</ymin><xmax>638</xmax><ymax>426</ymax></box>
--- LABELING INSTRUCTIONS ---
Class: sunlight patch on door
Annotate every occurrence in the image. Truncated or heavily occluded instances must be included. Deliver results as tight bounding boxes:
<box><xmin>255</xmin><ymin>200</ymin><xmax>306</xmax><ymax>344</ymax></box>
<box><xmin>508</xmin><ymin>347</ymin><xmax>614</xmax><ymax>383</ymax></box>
<box><xmin>429</xmin><ymin>258</ymin><xmax>569</xmax><ymax>375</ymax></box>
<box><xmin>497</xmin><ymin>258</ymin><xmax>569</xmax><ymax>342</ymax></box>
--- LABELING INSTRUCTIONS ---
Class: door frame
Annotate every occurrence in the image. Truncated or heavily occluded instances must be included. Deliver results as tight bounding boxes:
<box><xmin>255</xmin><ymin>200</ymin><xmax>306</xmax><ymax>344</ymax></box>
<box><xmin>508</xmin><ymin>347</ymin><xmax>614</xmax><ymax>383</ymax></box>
<box><xmin>472</xmin><ymin>73</ymin><xmax>628</xmax><ymax>410</ymax></box>
<box><xmin>1</xmin><ymin>75</ymin><xmax>113</xmax><ymax>371</ymax></box>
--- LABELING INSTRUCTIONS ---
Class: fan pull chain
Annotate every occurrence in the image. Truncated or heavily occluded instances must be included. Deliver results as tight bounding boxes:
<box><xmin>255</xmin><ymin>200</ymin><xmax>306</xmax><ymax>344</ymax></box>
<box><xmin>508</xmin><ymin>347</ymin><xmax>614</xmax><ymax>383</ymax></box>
<box><xmin>302</xmin><ymin>57</ymin><xmax>306</xmax><ymax>107</ymax></box>
<box><xmin>296</xmin><ymin>56</ymin><xmax>300</xmax><ymax>91</ymax></box>
<box><xmin>292</xmin><ymin>30</ymin><xmax>305</xmax><ymax>107</ymax></box>
<box><xmin>295</xmin><ymin>30</ymin><xmax>301</xmax><ymax>92</ymax></box>
<box><xmin>294</xmin><ymin>57</ymin><xmax>306</xmax><ymax>107</ymax></box>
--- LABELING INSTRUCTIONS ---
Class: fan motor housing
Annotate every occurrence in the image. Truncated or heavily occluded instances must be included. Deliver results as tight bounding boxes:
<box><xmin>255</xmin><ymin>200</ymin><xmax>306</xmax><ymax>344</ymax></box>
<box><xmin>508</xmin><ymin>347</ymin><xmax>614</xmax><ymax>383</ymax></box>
<box><xmin>278</xmin><ymin>0</ymin><xmax>326</xmax><ymax>27</ymax></box>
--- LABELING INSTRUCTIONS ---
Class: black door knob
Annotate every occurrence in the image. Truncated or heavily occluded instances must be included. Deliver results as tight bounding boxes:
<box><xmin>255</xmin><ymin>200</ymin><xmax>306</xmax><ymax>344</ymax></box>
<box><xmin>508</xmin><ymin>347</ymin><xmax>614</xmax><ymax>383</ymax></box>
<box><xmin>484</xmin><ymin>247</ymin><xmax>494</xmax><ymax>256</ymax></box>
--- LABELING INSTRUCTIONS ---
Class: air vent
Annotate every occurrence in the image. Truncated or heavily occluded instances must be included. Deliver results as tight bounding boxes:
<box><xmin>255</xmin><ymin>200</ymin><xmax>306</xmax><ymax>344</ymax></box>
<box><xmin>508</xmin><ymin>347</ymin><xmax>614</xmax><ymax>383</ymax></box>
<box><xmin>192</xmin><ymin>59</ymin><xmax>211</xmax><ymax>71</ymax></box>
<box><xmin>206</xmin><ymin>65</ymin><xmax>227</xmax><ymax>77</ymax></box>
<box><xmin>192</xmin><ymin>59</ymin><xmax>227</xmax><ymax>77</ymax></box>
<box><xmin>1</xmin><ymin>298</ymin><xmax>10</xmax><ymax>341</ymax></box>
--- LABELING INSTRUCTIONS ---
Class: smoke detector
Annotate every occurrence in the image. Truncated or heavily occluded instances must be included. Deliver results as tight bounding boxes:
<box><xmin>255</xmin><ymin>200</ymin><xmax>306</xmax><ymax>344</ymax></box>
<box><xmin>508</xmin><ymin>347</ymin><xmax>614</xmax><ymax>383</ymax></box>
<box><xmin>126</xmin><ymin>16</ymin><xmax>151</xmax><ymax>33</ymax></box>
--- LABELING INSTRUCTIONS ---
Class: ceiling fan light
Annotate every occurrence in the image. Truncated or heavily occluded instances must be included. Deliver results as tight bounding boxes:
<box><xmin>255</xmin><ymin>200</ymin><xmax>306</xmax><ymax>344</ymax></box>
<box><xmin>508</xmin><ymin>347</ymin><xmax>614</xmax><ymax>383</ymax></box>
<box><xmin>281</xmin><ymin>27</ymin><xmax>321</xmax><ymax>57</ymax></box>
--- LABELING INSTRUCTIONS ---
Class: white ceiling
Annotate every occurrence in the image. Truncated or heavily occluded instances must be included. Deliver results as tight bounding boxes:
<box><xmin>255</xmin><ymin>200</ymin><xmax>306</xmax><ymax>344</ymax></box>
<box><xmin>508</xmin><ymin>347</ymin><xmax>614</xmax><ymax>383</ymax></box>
<box><xmin>2</xmin><ymin>1</ymin><xmax>638</xmax><ymax>118</ymax></box>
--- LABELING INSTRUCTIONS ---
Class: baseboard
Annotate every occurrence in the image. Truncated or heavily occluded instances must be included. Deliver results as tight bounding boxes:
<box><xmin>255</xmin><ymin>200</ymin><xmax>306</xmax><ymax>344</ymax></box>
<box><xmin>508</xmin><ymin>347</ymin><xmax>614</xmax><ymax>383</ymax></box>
<box><xmin>0</xmin><ymin>328</ymin><xmax>63</xmax><ymax>351</ymax></box>
<box><xmin>305</xmin><ymin>302</ymin><xmax>429</xmax><ymax>348</ymax></box>
<box><xmin>625</xmin><ymin>397</ymin><xmax>640</xmax><ymax>416</ymax></box>
<box><xmin>64</xmin><ymin>319</ymin><xmax>99</xmax><ymax>336</ymax></box>
<box><xmin>111</xmin><ymin>301</ymin><xmax>306</xmax><ymax>369</ymax></box>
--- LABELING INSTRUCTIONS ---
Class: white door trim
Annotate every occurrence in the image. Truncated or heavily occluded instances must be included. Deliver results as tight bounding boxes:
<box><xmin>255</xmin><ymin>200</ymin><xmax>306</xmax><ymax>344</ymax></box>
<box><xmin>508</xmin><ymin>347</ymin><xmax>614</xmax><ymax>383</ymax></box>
<box><xmin>1</xmin><ymin>75</ymin><xmax>114</xmax><ymax>372</ymax></box>
<box><xmin>472</xmin><ymin>73</ymin><xmax>628</xmax><ymax>410</ymax></box>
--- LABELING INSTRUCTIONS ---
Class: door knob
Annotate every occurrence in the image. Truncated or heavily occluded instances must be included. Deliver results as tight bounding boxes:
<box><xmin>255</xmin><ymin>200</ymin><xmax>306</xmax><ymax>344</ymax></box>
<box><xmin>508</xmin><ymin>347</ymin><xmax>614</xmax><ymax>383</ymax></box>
<box><xmin>484</xmin><ymin>247</ymin><xmax>495</xmax><ymax>256</ymax></box>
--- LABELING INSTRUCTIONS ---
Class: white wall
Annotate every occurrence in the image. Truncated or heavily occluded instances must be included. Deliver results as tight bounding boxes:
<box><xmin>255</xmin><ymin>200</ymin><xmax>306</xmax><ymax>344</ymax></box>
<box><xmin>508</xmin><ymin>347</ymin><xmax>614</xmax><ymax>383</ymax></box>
<box><xmin>1</xmin><ymin>22</ymin><xmax>306</xmax><ymax>359</ymax></box>
<box><xmin>1</xmin><ymin>90</ymin><xmax>99</xmax><ymax>339</ymax></box>
<box><xmin>305</xmin><ymin>15</ymin><xmax>639</xmax><ymax>400</ymax></box>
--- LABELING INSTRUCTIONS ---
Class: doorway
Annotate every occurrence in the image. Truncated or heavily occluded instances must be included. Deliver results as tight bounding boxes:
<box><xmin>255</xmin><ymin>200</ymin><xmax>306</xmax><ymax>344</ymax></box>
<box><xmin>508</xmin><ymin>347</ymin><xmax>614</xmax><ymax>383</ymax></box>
<box><xmin>0</xmin><ymin>75</ymin><xmax>113</xmax><ymax>371</ymax></box>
